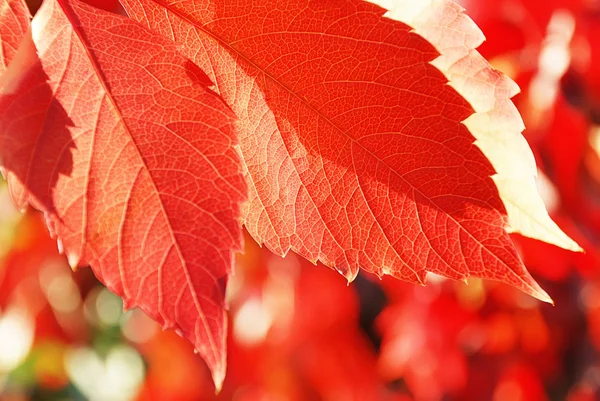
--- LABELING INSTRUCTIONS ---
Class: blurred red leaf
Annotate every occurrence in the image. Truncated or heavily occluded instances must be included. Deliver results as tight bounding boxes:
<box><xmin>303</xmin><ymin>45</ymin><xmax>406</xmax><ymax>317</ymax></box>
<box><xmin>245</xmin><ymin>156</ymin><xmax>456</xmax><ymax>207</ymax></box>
<box><xmin>376</xmin><ymin>282</ymin><xmax>472</xmax><ymax>399</ymax></box>
<box><xmin>0</xmin><ymin>212</ymin><xmax>72</xmax><ymax>342</ymax></box>
<box><xmin>494</xmin><ymin>362</ymin><xmax>548</xmax><ymax>401</ymax></box>
<box><xmin>136</xmin><ymin>330</ymin><xmax>215</xmax><ymax>401</ymax></box>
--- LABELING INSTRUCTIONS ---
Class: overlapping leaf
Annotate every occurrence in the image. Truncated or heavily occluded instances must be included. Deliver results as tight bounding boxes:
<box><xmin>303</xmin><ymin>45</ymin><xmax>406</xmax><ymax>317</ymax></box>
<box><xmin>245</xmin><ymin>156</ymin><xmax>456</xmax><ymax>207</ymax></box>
<box><xmin>0</xmin><ymin>0</ymin><xmax>245</xmax><ymax>388</ymax></box>
<box><xmin>119</xmin><ymin>0</ymin><xmax>578</xmax><ymax>301</ymax></box>
<box><xmin>0</xmin><ymin>0</ymin><xmax>31</xmax><ymax>90</ymax></box>
<box><xmin>0</xmin><ymin>0</ymin><xmax>30</xmax><ymax>72</ymax></box>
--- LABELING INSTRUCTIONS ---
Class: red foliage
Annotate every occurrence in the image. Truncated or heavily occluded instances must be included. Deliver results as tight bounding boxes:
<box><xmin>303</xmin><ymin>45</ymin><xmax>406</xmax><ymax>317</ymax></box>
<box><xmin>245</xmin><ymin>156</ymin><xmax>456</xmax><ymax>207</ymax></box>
<box><xmin>0</xmin><ymin>0</ymin><xmax>599</xmax><ymax>400</ymax></box>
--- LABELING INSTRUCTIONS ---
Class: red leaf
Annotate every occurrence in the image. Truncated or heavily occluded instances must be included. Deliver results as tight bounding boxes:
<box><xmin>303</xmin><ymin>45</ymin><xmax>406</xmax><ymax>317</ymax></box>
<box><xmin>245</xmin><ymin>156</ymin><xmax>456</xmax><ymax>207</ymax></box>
<box><xmin>0</xmin><ymin>0</ymin><xmax>30</xmax><ymax>72</ymax></box>
<box><xmin>0</xmin><ymin>0</ymin><xmax>245</xmax><ymax>388</ymax></box>
<box><xmin>119</xmin><ymin>0</ymin><xmax>572</xmax><ymax>300</ymax></box>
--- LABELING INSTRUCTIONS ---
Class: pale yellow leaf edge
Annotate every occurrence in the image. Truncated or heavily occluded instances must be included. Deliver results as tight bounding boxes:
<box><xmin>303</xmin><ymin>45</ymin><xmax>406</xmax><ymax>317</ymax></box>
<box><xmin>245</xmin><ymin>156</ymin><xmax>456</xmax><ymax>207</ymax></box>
<box><xmin>370</xmin><ymin>0</ymin><xmax>582</xmax><ymax>253</ymax></box>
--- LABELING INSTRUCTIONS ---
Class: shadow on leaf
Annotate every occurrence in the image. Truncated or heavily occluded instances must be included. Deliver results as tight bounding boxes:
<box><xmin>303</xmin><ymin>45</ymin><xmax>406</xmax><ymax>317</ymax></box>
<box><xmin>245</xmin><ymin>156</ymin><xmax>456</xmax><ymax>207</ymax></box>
<box><xmin>0</xmin><ymin>60</ymin><xmax>75</xmax><ymax>232</ymax></box>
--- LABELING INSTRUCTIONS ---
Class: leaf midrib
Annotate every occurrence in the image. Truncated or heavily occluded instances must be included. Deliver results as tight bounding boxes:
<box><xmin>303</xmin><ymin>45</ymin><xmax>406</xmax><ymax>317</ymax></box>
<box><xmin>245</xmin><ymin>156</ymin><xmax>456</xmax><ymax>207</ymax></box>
<box><xmin>57</xmin><ymin>0</ymin><xmax>222</xmax><ymax>363</ymax></box>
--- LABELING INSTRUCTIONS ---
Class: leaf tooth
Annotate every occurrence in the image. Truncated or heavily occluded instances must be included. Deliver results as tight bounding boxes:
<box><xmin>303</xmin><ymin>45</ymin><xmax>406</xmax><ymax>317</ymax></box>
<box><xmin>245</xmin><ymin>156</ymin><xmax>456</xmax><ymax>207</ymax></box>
<box><xmin>411</xmin><ymin>269</ymin><xmax>427</xmax><ymax>286</ymax></box>
<box><xmin>379</xmin><ymin>266</ymin><xmax>391</xmax><ymax>277</ymax></box>
<box><xmin>122</xmin><ymin>298</ymin><xmax>135</xmax><ymax>312</ymax></box>
<box><xmin>161</xmin><ymin>320</ymin><xmax>176</xmax><ymax>331</ymax></box>
<box><xmin>338</xmin><ymin>265</ymin><xmax>359</xmax><ymax>284</ymax></box>
<box><xmin>43</xmin><ymin>213</ymin><xmax>57</xmax><ymax>239</ymax></box>
<box><xmin>288</xmin><ymin>244</ymin><xmax>317</xmax><ymax>265</ymax></box>
<box><xmin>250</xmin><ymin>233</ymin><xmax>286</xmax><ymax>257</ymax></box>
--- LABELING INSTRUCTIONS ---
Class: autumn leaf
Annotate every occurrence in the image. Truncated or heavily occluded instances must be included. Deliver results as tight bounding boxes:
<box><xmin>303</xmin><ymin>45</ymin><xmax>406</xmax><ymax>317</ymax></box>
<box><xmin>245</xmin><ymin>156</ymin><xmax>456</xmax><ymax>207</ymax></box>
<box><xmin>120</xmin><ymin>0</ymin><xmax>578</xmax><ymax>302</ymax></box>
<box><xmin>0</xmin><ymin>0</ymin><xmax>245</xmax><ymax>389</ymax></box>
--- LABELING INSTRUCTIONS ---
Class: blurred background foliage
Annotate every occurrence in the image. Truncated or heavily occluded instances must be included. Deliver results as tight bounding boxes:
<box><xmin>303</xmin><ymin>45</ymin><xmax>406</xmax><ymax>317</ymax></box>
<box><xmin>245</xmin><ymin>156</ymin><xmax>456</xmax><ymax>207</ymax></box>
<box><xmin>3</xmin><ymin>0</ymin><xmax>600</xmax><ymax>400</ymax></box>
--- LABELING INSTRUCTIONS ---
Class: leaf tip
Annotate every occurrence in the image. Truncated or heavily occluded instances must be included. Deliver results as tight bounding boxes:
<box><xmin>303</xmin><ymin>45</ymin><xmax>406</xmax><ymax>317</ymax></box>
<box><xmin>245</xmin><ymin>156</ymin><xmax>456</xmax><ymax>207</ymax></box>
<box><xmin>531</xmin><ymin>285</ymin><xmax>554</xmax><ymax>305</ymax></box>
<box><xmin>533</xmin><ymin>222</ymin><xmax>583</xmax><ymax>253</ymax></box>
<box><xmin>212</xmin><ymin>367</ymin><xmax>225</xmax><ymax>395</ymax></box>
<box><xmin>568</xmin><ymin>240</ymin><xmax>585</xmax><ymax>254</ymax></box>
<box><xmin>66</xmin><ymin>251</ymin><xmax>80</xmax><ymax>270</ymax></box>
<box><xmin>161</xmin><ymin>320</ymin><xmax>175</xmax><ymax>331</ymax></box>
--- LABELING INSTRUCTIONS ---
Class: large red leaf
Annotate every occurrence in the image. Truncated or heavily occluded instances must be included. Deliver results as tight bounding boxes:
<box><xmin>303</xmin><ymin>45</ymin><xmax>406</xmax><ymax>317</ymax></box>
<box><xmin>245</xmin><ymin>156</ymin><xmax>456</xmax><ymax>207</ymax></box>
<box><xmin>119</xmin><ymin>0</ymin><xmax>578</xmax><ymax>300</ymax></box>
<box><xmin>0</xmin><ymin>0</ymin><xmax>245</xmax><ymax>388</ymax></box>
<box><xmin>0</xmin><ymin>0</ymin><xmax>30</xmax><ymax>72</ymax></box>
